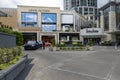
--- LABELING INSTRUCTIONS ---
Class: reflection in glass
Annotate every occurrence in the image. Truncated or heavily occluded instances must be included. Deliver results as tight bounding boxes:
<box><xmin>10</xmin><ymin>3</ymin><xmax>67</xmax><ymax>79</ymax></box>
<box><xmin>42</xmin><ymin>25</ymin><xmax>56</xmax><ymax>32</ymax></box>
<box><xmin>42</xmin><ymin>13</ymin><xmax>56</xmax><ymax>23</ymax></box>
<box><xmin>21</xmin><ymin>12</ymin><xmax>38</xmax><ymax>27</ymax></box>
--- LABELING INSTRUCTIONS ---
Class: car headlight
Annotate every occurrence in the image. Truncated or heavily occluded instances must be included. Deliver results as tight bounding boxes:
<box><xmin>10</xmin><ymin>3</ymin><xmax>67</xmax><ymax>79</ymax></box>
<box><xmin>32</xmin><ymin>45</ymin><xmax>35</xmax><ymax>47</ymax></box>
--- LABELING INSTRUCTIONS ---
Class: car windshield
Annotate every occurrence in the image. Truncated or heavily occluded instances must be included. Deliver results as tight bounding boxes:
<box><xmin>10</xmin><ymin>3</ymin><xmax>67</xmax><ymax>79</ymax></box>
<box><xmin>27</xmin><ymin>41</ymin><xmax>36</xmax><ymax>45</ymax></box>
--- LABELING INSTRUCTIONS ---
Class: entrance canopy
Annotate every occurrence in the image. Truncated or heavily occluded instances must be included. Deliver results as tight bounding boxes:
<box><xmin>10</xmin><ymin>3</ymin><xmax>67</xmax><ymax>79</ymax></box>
<box><xmin>80</xmin><ymin>28</ymin><xmax>104</xmax><ymax>37</ymax></box>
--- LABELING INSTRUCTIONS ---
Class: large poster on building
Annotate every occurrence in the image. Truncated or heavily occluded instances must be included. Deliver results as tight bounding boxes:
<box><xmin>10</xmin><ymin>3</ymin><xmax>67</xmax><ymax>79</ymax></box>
<box><xmin>61</xmin><ymin>14</ymin><xmax>73</xmax><ymax>24</ymax></box>
<box><xmin>42</xmin><ymin>25</ymin><xmax>56</xmax><ymax>32</ymax></box>
<box><xmin>42</xmin><ymin>13</ymin><xmax>57</xmax><ymax>32</ymax></box>
<box><xmin>42</xmin><ymin>13</ymin><xmax>56</xmax><ymax>23</ymax></box>
<box><xmin>21</xmin><ymin>12</ymin><xmax>37</xmax><ymax>22</ymax></box>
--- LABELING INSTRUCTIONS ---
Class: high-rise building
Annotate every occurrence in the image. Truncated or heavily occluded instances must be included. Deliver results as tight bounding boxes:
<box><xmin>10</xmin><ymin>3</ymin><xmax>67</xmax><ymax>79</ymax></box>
<box><xmin>100</xmin><ymin>0</ymin><xmax>120</xmax><ymax>44</ymax></box>
<box><xmin>64</xmin><ymin>0</ymin><xmax>98</xmax><ymax>28</ymax></box>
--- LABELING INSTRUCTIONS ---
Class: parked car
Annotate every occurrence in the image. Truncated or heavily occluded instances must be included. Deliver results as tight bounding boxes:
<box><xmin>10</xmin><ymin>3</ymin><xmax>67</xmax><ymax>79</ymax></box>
<box><xmin>24</xmin><ymin>40</ymin><xmax>39</xmax><ymax>50</ymax></box>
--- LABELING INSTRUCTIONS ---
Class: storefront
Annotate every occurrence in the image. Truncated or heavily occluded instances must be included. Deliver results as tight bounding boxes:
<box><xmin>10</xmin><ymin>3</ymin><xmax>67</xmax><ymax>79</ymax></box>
<box><xmin>80</xmin><ymin>28</ymin><xmax>103</xmax><ymax>45</ymax></box>
<box><xmin>59</xmin><ymin>32</ymin><xmax>80</xmax><ymax>45</ymax></box>
<box><xmin>23</xmin><ymin>32</ymin><xmax>37</xmax><ymax>44</ymax></box>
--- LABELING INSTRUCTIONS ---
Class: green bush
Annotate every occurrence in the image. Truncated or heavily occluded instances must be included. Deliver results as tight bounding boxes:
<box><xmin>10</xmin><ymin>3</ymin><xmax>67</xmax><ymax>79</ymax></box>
<box><xmin>0</xmin><ymin>47</ymin><xmax>23</xmax><ymax>70</ymax></box>
<box><xmin>56</xmin><ymin>44</ymin><xmax>65</xmax><ymax>47</ymax></box>
<box><xmin>0</xmin><ymin>22</ymin><xmax>23</xmax><ymax>46</ymax></box>
<box><xmin>88</xmin><ymin>39</ymin><xmax>93</xmax><ymax>46</ymax></box>
<box><xmin>12</xmin><ymin>31</ymin><xmax>23</xmax><ymax>46</ymax></box>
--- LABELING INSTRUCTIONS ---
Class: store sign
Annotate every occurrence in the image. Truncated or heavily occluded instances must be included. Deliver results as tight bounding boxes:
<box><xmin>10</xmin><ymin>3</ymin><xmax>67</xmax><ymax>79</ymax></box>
<box><xmin>86</xmin><ymin>29</ymin><xmax>99</xmax><ymax>33</ymax></box>
<box><xmin>80</xmin><ymin>28</ymin><xmax>103</xmax><ymax>36</ymax></box>
<box><xmin>29</xmin><ymin>9</ymin><xmax>50</xmax><ymax>12</ymax></box>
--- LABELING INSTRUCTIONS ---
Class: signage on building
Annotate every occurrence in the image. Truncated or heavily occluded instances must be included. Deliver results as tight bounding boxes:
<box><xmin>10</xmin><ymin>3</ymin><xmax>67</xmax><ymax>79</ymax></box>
<box><xmin>80</xmin><ymin>28</ymin><xmax>103</xmax><ymax>36</ymax></box>
<box><xmin>29</xmin><ymin>9</ymin><xmax>50</xmax><ymax>12</ymax></box>
<box><xmin>86</xmin><ymin>29</ymin><xmax>99</xmax><ymax>33</ymax></box>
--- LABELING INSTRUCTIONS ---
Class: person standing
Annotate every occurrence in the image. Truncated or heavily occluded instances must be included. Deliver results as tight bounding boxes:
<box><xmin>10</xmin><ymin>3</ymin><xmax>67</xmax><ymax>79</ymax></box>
<box><xmin>42</xmin><ymin>41</ymin><xmax>45</xmax><ymax>50</ymax></box>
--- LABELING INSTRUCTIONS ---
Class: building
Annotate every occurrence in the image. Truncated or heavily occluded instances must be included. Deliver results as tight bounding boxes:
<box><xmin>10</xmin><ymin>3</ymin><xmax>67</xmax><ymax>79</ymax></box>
<box><xmin>0</xmin><ymin>8</ymin><xmax>17</xmax><ymax>28</ymax></box>
<box><xmin>17</xmin><ymin>5</ymin><xmax>61</xmax><ymax>44</ymax></box>
<box><xmin>0</xmin><ymin>10</ymin><xmax>8</xmax><ymax>17</ymax></box>
<box><xmin>100</xmin><ymin>0</ymin><xmax>120</xmax><ymax>45</ymax></box>
<box><xmin>64</xmin><ymin>0</ymin><xmax>98</xmax><ymax>23</ymax></box>
<box><xmin>80</xmin><ymin>28</ymin><xmax>103</xmax><ymax>45</ymax></box>
<box><xmin>0</xmin><ymin>5</ymin><xmax>86</xmax><ymax>45</ymax></box>
<box><xmin>59</xmin><ymin>10</ymin><xmax>85</xmax><ymax>44</ymax></box>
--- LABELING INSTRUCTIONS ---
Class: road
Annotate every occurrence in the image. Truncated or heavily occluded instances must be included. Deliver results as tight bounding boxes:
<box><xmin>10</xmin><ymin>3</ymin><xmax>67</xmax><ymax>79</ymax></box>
<box><xmin>15</xmin><ymin>46</ymin><xmax>120</xmax><ymax>80</ymax></box>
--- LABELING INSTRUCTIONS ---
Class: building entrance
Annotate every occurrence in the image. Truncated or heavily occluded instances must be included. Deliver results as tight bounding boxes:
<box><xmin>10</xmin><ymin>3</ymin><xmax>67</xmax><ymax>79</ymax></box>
<box><xmin>23</xmin><ymin>33</ymin><xmax>37</xmax><ymax>44</ymax></box>
<box><xmin>116</xmin><ymin>34</ymin><xmax>120</xmax><ymax>45</ymax></box>
<box><xmin>84</xmin><ymin>38</ymin><xmax>101</xmax><ymax>45</ymax></box>
<box><xmin>42</xmin><ymin>36</ymin><xmax>55</xmax><ymax>43</ymax></box>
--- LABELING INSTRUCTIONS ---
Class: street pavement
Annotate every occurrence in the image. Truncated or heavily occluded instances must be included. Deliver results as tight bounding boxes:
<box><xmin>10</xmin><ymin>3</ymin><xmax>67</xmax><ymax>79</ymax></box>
<box><xmin>15</xmin><ymin>46</ymin><xmax>120</xmax><ymax>80</ymax></box>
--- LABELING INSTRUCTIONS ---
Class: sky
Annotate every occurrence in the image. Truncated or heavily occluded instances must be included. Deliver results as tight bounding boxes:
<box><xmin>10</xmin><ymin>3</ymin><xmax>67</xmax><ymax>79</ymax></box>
<box><xmin>0</xmin><ymin>0</ymin><xmax>109</xmax><ymax>10</ymax></box>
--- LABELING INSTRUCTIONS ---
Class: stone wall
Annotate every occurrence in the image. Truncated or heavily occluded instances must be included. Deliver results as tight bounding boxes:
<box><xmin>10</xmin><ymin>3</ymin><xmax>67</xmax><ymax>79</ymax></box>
<box><xmin>0</xmin><ymin>32</ymin><xmax>16</xmax><ymax>48</ymax></box>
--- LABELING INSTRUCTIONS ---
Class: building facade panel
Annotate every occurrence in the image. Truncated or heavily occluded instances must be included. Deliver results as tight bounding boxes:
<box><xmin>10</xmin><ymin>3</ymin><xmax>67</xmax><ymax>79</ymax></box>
<box><xmin>100</xmin><ymin>1</ymin><xmax>120</xmax><ymax>45</ymax></box>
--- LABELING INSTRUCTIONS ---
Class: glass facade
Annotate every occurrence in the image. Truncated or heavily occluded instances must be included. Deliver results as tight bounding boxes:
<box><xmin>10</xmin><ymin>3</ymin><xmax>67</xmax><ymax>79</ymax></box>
<box><xmin>64</xmin><ymin>0</ymin><xmax>98</xmax><ymax>21</ymax></box>
<box><xmin>21</xmin><ymin>12</ymin><xmax>38</xmax><ymax>27</ymax></box>
<box><xmin>116</xmin><ymin>4</ymin><xmax>120</xmax><ymax>30</ymax></box>
<box><xmin>41</xmin><ymin>13</ymin><xmax>57</xmax><ymax>32</ymax></box>
<box><xmin>42</xmin><ymin>25</ymin><xmax>56</xmax><ymax>32</ymax></box>
<box><xmin>103</xmin><ymin>7</ymin><xmax>110</xmax><ymax>31</ymax></box>
<box><xmin>71</xmin><ymin>0</ymin><xmax>97</xmax><ymax>7</ymax></box>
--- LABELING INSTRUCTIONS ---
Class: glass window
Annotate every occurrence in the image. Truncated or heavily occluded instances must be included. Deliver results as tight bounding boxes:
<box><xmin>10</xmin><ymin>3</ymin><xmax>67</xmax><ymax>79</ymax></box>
<box><xmin>103</xmin><ymin>7</ymin><xmax>110</xmax><ymax>31</ymax></box>
<box><xmin>89</xmin><ymin>8</ymin><xmax>93</xmax><ymax>12</ymax></box>
<box><xmin>42</xmin><ymin>25</ymin><xmax>56</xmax><ymax>32</ymax></box>
<box><xmin>41</xmin><ymin>13</ymin><xmax>57</xmax><ymax>32</ymax></box>
<box><xmin>116</xmin><ymin>4</ymin><xmax>120</xmax><ymax>30</ymax></box>
<box><xmin>84</xmin><ymin>8</ymin><xmax>88</xmax><ymax>11</ymax></box>
<box><xmin>42</xmin><ymin>13</ymin><xmax>56</xmax><ymax>23</ymax></box>
<box><xmin>21</xmin><ymin>12</ymin><xmax>38</xmax><ymax>27</ymax></box>
<box><xmin>79</xmin><ymin>8</ymin><xmax>82</xmax><ymax>14</ymax></box>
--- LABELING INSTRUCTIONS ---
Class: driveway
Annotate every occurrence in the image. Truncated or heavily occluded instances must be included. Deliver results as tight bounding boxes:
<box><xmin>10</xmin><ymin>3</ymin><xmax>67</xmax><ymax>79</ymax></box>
<box><xmin>15</xmin><ymin>46</ymin><xmax>120</xmax><ymax>80</ymax></box>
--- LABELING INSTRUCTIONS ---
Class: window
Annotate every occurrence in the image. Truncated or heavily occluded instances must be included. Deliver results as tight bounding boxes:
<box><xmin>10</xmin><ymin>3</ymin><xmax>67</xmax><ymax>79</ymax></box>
<box><xmin>103</xmin><ymin>7</ymin><xmax>110</xmax><ymax>31</ymax></box>
<box><xmin>116</xmin><ymin>4</ymin><xmax>120</xmax><ymax>30</ymax></box>
<box><xmin>21</xmin><ymin>12</ymin><xmax>38</xmax><ymax>27</ymax></box>
<box><xmin>79</xmin><ymin>8</ymin><xmax>82</xmax><ymax>14</ymax></box>
<box><xmin>41</xmin><ymin>13</ymin><xmax>57</xmax><ymax>32</ymax></box>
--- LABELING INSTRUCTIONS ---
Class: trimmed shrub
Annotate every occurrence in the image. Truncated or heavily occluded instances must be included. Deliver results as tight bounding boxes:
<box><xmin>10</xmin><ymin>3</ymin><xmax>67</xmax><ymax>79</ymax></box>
<box><xmin>0</xmin><ymin>47</ymin><xmax>23</xmax><ymax>67</ymax></box>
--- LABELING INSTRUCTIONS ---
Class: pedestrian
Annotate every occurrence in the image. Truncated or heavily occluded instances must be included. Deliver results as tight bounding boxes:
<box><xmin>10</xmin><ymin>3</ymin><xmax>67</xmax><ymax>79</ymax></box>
<box><xmin>42</xmin><ymin>41</ymin><xmax>45</xmax><ymax>50</ymax></box>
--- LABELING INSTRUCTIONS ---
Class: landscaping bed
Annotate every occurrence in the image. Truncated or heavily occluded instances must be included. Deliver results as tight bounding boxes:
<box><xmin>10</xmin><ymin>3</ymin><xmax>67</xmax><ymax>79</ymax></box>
<box><xmin>0</xmin><ymin>47</ymin><xmax>28</xmax><ymax>80</ymax></box>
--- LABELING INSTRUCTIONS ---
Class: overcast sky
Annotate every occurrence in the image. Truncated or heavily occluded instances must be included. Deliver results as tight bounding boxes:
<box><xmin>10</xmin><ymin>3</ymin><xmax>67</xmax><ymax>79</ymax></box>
<box><xmin>0</xmin><ymin>0</ymin><xmax>109</xmax><ymax>9</ymax></box>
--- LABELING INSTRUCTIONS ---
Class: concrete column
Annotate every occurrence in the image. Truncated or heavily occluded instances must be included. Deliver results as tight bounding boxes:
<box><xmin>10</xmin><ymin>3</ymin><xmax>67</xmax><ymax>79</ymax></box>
<box><xmin>57</xmin><ymin>32</ymin><xmax>60</xmax><ymax>44</ymax></box>
<box><xmin>55</xmin><ymin>34</ymin><xmax>58</xmax><ymax>44</ymax></box>
<box><xmin>109</xmin><ymin>11</ymin><xmax>116</xmax><ymax>32</ymax></box>
<box><xmin>100</xmin><ymin>11</ymin><xmax>104</xmax><ymax>31</ymax></box>
<box><xmin>37</xmin><ymin>31</ymin><xmax>40</xmax><ymax>41</ymax></box>
<box><xmin>38</xmin><ymin>12</ymin><xmax>41</xmax><ymax>28</ymax></box>
<box><xmin>39</xmin><ymin>34</ymin><xmax>42</xmax><ymax>41</ymax></box>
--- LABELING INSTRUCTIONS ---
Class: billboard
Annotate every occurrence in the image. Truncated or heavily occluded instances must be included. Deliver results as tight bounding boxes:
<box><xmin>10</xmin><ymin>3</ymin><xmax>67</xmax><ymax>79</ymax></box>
<box><xmin>42</xmin><ymin>13</ymin><xmax>56</xmax><ymax>23</ymax></box>
<box><xmin>21</xmin><ymin>12</ymin><xmax>37</xmax><ymax>22</ymax></box>
<box><xmin>61</xmin><ymin>14</ymin><xmax>73</xmax><ymax>24</ymax></box>
<box><xmin>42</xmin><ymin>25</ymin><xmax>56</xmax><ymax>32</ymax></box>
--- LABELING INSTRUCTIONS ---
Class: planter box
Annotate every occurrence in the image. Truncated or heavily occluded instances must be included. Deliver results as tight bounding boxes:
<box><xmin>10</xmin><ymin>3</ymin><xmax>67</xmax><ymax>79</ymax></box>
<box><xmin>0</xmin><ymin>54</ymin><xmax>28</xmax><ymax>80</ymax></box>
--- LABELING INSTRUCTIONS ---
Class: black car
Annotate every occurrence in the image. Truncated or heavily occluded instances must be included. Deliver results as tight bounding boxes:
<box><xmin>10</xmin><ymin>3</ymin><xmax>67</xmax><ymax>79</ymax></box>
<box><xmin>24</xmin><ymin>40</ymin><xmax>39</xmax><ymax>50</ymax></box>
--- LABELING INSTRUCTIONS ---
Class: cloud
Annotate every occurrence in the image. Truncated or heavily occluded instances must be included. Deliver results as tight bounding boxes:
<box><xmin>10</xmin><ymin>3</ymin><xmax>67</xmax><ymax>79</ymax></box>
<box><xmin>0</xmin><ymin>0</ymin><xmax>20</xmax><ymax>8</ymax></box>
